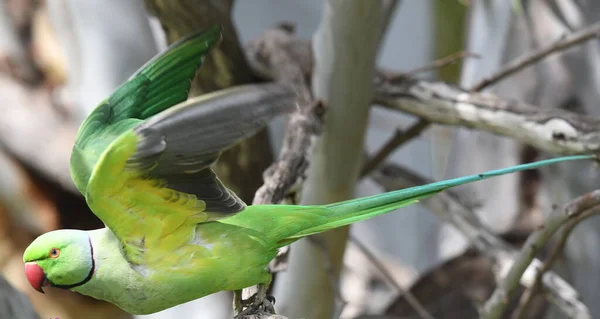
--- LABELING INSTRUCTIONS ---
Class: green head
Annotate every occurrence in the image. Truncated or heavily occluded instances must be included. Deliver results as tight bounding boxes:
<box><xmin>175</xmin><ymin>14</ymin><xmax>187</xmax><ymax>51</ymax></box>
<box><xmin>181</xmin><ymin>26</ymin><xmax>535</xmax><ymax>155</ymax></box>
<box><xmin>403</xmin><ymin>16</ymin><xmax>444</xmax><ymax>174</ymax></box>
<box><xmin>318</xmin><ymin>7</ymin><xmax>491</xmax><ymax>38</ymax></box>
<box><xmin>22</xmin><ymin>229</ymin><xmax>94</xmax><ymax>293</ymax></box>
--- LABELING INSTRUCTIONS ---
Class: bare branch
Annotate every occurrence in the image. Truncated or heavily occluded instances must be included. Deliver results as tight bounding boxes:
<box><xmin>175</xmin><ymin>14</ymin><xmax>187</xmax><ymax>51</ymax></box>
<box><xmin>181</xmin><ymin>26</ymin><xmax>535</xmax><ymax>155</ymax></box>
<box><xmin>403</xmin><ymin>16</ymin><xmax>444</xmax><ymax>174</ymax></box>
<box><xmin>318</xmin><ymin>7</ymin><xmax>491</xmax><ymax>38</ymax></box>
<box><xmin>244</xmin><ymin>25</ymin><xmax>324</xmax><ymax>279</ymax></box>
<box><xmin>482</xmin><ymin>190</ymin><xmax>600</xmax><ymax>319</ymax></box>
<box><xmin>349</xmin><ymin>236</ymin><xmax>435</xmax><ymax>319</ymax></box>
<box><xmin>375</xmin><ymin>79</ymin><xmax>600</xmax><ymax>155</ymax></box>
<box><xmin>512</xmin><ymin>207</ymin><xmax>600</xmax><ymax>319</ymax></box>
<box><xmin>247</xmin><ymin>25</ymin><xmax>323</xmax><ymax>206</ymax></box>
<box><xmin>381</xmin><ymin>51</ymin><xmax>480</xmax><ymax>82</ymax></box>
<box><xmin>360</xmin><ymin>119</ymin><xmax>430</xmax><ymax>178</ymax></box>
<box><xmin>235</xmin><ymin>24</ymin><xmax>325</xmax><ymax>319</ymax></box>
<box><xmin>371</xmin><ymin>162</ymin><xmax>591</xmax><ymax>318</ymax></box>
<box><xmin>409</xmin><ymin>51</ymin><xmax>480</xmax><ymax>78</ymax></box>
<box><xmin>252</xmin><ymin>100</ymin><xmax>324</xmax><ymax>205</ymax></box>
<box><xmin>247</xmin><ymin>25</ymin><xmax>600</xmax><ymax>159</ymax></box>
<box><xmin>245</xmin><ymin>24</ymin><xmax>312</xmax><ymax>105</ymax></box>
<box><xmin>470</xmin><ymin>22</ymin><xmax>600</xmax><ymax>92</ymax></box>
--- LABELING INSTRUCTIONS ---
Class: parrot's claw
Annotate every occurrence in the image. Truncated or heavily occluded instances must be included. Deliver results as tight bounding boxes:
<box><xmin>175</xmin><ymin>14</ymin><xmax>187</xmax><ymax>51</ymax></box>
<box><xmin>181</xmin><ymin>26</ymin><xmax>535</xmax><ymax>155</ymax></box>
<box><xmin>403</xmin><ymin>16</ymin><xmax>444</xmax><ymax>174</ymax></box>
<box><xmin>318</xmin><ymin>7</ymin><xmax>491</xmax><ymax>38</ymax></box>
<box><xmin>235</xmin><ymin>284</ymin><xmax>276</xmax><ymax>317</ymax></box>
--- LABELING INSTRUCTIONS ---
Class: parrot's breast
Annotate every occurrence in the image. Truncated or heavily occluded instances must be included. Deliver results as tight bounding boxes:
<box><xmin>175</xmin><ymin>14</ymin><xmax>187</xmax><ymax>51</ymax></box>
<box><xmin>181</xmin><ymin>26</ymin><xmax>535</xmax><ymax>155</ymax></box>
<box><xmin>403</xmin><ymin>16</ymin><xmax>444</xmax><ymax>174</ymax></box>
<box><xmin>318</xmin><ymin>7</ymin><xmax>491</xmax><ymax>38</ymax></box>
<box><xmin>71</xmin><ymin>224</ymin><xmax>276</xmax><ymax>314</ymax></box>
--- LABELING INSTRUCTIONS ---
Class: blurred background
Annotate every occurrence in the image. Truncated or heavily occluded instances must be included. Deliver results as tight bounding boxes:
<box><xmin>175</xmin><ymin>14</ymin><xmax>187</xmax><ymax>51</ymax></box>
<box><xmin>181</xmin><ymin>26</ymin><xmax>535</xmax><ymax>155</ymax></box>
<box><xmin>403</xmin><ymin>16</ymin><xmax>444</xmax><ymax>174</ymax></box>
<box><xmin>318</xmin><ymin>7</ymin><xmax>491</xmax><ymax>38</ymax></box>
<box><xmin>1</xmin><ymin>0</ymin><xmax>599</xmax><ymax>319</ymax></box>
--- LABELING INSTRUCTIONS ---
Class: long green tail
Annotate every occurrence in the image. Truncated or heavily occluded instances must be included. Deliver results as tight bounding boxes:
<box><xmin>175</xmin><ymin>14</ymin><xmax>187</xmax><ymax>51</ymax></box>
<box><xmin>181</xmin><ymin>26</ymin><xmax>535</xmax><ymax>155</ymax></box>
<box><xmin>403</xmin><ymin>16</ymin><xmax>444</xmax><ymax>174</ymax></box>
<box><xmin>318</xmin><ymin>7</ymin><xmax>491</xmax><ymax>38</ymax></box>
<box><xmin>287</xmin><ymin>154</ymin><xmax>595</xmax><ymax>239</ymax></box>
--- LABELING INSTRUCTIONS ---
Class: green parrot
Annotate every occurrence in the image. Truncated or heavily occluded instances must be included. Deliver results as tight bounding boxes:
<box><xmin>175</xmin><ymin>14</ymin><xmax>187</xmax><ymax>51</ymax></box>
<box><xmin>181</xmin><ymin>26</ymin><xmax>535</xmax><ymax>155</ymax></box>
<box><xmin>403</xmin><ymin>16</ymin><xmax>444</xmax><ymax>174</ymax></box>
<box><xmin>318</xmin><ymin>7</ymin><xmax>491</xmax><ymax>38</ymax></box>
<box><xmin>21</xmin><ymin>25</ymin><xmax>595</xmax><ymax>315</ymax></box>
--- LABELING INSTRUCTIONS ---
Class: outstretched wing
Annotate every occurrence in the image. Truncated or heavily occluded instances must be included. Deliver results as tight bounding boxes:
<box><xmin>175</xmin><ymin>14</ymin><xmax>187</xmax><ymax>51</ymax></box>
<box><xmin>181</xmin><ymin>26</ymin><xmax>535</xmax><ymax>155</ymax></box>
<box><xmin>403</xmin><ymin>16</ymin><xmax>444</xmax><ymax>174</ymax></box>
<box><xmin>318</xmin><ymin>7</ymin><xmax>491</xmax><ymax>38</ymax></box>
<box><xmin>85</xmin><ymin>84</ymin><xmax>296</xmax><ymax>265</ymax></box>
<box><xmin>69</xmin><ymin>25</ymin><xmax>223</xmax><ymax>195</ymax></box>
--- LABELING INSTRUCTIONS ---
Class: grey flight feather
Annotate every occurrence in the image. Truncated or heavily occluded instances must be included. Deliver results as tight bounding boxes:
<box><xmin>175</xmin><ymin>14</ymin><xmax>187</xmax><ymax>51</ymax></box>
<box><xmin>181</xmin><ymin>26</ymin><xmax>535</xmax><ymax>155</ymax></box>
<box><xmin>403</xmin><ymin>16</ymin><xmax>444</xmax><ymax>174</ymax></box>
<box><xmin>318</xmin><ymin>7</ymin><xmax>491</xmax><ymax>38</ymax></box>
<box><xmin>128</xmin><ymin>82</ymin><xmax>297</xmax><ymax>217</ymax></box>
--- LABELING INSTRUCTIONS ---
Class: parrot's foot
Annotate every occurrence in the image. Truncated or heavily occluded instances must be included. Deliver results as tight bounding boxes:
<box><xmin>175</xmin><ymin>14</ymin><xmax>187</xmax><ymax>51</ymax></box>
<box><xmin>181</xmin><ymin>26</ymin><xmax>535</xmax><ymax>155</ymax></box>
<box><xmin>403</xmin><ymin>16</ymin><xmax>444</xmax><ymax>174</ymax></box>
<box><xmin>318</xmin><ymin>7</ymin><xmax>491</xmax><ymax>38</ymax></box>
<box><xmin>236</xmin><ymin>284</ymin><xmax>276</xmax><ymax>317</ymax></box>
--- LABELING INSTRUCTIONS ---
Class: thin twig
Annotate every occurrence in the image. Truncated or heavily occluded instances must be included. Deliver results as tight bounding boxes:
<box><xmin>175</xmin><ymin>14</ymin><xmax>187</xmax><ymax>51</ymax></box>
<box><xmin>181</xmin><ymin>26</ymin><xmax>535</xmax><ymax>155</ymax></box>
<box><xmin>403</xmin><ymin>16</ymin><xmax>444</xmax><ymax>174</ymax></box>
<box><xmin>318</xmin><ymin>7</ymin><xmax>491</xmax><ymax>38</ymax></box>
<box><xmin>406</xmin><ymin>51</ymin><xmax>480</xmax><ymax>78</ymax></box>
<box><xmin>470</xmin><ymin>22</ymin><xmax>600</xmax><ymax>92</ymax></box>
<box><xmin>512</xmin><ymin>206</ymin><xmax>600</xmax><ymax>319</ymax></box>
<box><xmin>482</xmin><ymin>189</ymin><xmax>600</xmax><ymax>319</ymax></box>
<box><xmin>360</xmin><ymin>119</ymin><xmax>430</xmax><ymax>177</ymax></box>
<box><xmin>381</xmin><ymin>51</ymin><xmax>479</xmax><ymax>83</ymax></box>
<box><xmin>349</xmin><ymin>236</ymin><xmax>435</xmax><ymax>319</ymax></box>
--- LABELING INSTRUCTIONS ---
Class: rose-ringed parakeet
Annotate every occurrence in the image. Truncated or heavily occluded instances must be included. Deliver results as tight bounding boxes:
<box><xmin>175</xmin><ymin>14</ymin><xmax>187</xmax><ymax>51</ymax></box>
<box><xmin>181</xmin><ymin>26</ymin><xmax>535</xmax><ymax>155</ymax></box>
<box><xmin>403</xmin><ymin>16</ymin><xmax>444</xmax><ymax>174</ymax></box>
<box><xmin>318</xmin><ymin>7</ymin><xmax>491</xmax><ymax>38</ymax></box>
<box><xmin>21</xmin><ymin>25</ymin><xmax>596</xmax><ymax>315</ymax></box>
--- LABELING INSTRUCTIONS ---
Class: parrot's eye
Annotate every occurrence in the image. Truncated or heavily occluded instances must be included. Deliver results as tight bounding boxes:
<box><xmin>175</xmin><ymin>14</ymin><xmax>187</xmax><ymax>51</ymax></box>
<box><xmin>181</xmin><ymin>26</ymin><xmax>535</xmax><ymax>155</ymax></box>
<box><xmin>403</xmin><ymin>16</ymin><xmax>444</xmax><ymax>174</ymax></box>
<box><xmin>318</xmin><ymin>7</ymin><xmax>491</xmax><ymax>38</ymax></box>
<box><xmin>49</xmin><ymin>248</ymin><xmax>60</xmax><ymax>258</ymax></box>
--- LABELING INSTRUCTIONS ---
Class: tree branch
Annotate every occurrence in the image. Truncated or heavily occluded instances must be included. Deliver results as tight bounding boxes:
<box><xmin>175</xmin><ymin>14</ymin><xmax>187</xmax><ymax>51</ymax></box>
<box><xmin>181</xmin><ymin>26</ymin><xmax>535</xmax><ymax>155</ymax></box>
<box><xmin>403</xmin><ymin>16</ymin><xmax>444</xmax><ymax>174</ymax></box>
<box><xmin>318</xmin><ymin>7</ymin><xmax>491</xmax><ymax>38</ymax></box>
<box><xmin>360</xmin><ymin>118</ymin><xmax>430</xmax><ymax>178</ymax></box>
<box><xmin>470</xmin><ymin>22</ymin><xmax>600</xmax><ymax>92</ymax></box>
<box><xmin>248</xmin><ymin>24</ymin><xmax>600</xmax><ymax>159</ymax></box>
<box><xmin>375</xmin><ymin>79</ymin><xmax>600</xmax><ymax>155</ymax></box>
<box><xmin>482</xmin><ymin>190</ymin><xmax>600</xmax><ymax>319</ymax></box>
<box><xmin>349</xmin><ymin>236</ymin><xmax>434</xmax><ymax>319</ymax></box>
<box><xmin>248</xmin><ymin>23</ymin><xmax>322</xmax><ymax>206</ymax></box>
<box><xmin>512</xmin><ymin>207</ymin><xmax>600</xmax><ymax>319</ymax></box>
<box><xmin>381</xmin><ymin>51</ymin><xmax>480</xmax><ymax>82</ymax></box>
<box><xmin>232</xmin><ymin>23</ymin><xmax>324</xmax><ymax>319</ymax></box>
<box><xmin>371</xmin><ymin>162</ymin><xmax>591</xmax><ymax>318</ymax></box>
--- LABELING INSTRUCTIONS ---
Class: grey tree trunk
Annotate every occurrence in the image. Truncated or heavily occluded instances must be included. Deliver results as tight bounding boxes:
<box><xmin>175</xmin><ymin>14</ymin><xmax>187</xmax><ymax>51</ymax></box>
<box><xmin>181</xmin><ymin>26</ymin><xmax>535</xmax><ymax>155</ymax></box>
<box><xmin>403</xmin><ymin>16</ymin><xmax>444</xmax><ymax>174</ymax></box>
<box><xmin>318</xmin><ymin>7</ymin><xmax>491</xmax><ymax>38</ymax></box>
<box><xmin>271</xmin><ymin>1</ymin><xmax>388</xmax><ymax>318</ymax></box>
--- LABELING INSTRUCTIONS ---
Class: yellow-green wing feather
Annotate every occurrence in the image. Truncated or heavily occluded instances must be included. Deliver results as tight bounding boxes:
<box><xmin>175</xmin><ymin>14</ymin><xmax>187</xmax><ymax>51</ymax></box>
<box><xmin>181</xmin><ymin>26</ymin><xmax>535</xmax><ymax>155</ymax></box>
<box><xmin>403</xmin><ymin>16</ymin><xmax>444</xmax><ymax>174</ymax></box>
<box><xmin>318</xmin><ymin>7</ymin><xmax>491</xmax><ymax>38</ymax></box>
<box><xmin>85</xmin><ymin>130</ymin><xmax>210</xmax><ymax>264</ymax></box>
<box><xmin>70</xmin><ymin>25</ymin><xmax>223</xmax><ymax>195</ymax></box>
<box><xmin>81</xmin><ymin>83</ymin><xmax>296</xmax><ymax>265</ymax></box>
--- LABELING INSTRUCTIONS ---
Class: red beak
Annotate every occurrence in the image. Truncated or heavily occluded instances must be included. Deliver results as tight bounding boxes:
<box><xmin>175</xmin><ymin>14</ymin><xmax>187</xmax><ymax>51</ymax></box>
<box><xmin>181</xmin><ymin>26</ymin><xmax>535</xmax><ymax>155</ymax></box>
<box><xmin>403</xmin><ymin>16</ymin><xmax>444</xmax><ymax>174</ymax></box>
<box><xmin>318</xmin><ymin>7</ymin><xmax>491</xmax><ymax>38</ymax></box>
<box><xmin>24</xmin><ymin>262</ymin><xmax>49</xmax><ymax>293</ymax></box>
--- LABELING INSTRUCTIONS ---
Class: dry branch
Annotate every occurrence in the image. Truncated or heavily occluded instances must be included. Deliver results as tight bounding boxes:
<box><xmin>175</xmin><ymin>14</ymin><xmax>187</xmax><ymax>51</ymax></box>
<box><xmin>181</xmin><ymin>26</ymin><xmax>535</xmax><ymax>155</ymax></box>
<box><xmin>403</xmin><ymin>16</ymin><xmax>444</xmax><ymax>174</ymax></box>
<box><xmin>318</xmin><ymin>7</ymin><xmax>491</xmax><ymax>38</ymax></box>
<box><xmin>512</xmin><ymin>207</ymin><xmax>600</xmax><ymax>319</ymax></box>
<box><xmin>470</xmin><ymin>22</ymin><xmax>600</xmax><ymax>92</ymax></box>
<box><xmin>248</xmin><ymin>23</ymin><xmax>322</xmax><ymax>206</ymax></box>
<box><xmin>367</xmin><ymin>18</ymin><xmax>599</xmax><ymax>175</ymax></box>
<box><xmin>360</xmin><ymin>119</ymin><xmax>430</xmax><ymax>178</ymax></box>
<box><xmin>245</xmin><ymin>24</ymin><xmax>323</xmax><ymax>279</ymax></box>
<box><xmin>372</xmin><ymin>162</ymin><xmax>591</xmax><ymax>319</ymax></box>
<box><xmin>236</xmin><ymin>24</ymin><xmax>324</xmax><ymax>319</ymax></box>
<box><xmin>349</xmin><ymin>236</ymin><xmax>434</xmax><ymax>319</ymax></box>
<box><xmin>482</xmin><ymin>190</ymin><xmax>600</xmax><ymax>319</ymax></box>
<box><xmin>375</xmin><ymin>79</ymin><xmax>600</xmax><ymax>155</ymax></box>
<box><xmin>248</xmin><ymin>25</ymin><xmax>600</xmax><ymax>159</ymax></box>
